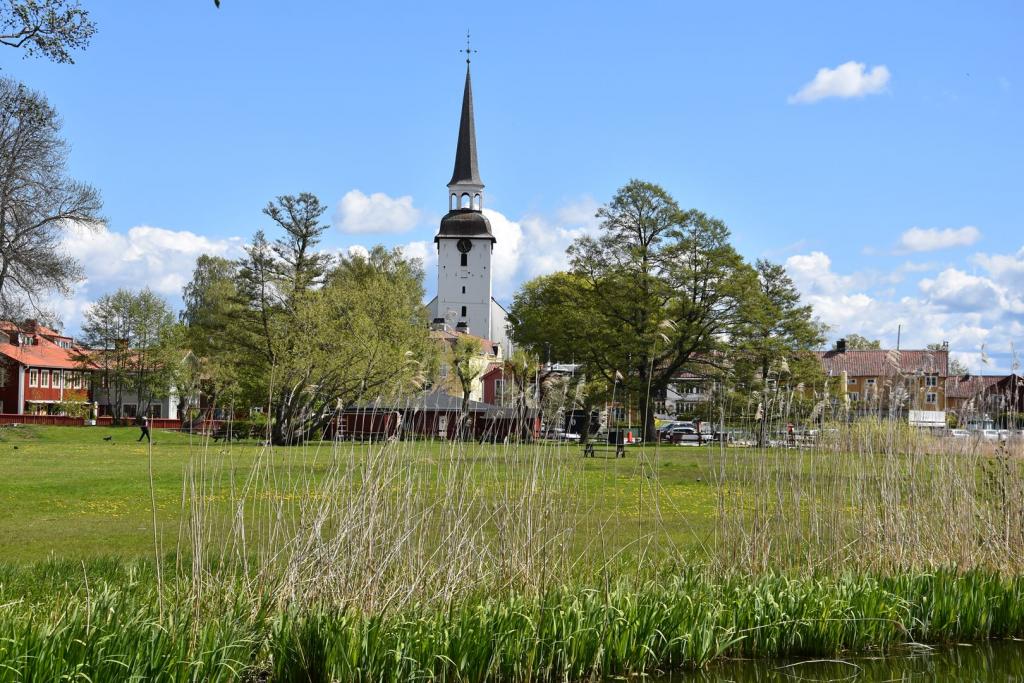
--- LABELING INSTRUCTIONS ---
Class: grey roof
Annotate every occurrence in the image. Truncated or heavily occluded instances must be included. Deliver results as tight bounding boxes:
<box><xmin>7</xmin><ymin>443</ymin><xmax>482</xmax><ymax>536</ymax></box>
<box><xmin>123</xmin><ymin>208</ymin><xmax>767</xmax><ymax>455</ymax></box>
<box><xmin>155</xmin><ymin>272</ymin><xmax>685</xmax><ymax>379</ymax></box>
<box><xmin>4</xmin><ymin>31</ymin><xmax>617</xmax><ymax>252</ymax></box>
<box><xmin>448</xmin><ymin>65</ymin><xmax>483</xmax><ymax>187</ymax></box>
<box><xmin>412</xmin><ymin>388</ymin><xmax>489</xmax><ymax>412</ymax></box>
<box><xmin>435</xmin><ymin>209</ymin><xmax>494</xmax><ymax>242</ymax></box>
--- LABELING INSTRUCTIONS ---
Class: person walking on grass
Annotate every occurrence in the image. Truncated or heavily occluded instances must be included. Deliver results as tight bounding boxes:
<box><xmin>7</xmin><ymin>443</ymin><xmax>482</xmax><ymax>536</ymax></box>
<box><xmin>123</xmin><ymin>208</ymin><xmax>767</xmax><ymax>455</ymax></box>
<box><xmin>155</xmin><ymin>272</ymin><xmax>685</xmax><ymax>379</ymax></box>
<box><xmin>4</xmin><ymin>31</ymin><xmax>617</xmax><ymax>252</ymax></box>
<box><xmin>137</xmin><ymin>414</ymin><xmax>151</xmax><ymax>443</ymax></box>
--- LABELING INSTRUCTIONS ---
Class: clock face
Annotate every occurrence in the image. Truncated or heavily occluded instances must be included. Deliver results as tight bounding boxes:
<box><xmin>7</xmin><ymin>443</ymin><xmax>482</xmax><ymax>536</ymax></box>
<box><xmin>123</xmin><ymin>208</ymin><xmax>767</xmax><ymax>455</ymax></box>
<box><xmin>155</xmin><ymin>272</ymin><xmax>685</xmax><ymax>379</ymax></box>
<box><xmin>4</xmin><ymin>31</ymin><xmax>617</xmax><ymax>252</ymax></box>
<box><xmin>457</xmin><ymin>238</ymin><xmax>473</xmax><ymax>254</ymax></box>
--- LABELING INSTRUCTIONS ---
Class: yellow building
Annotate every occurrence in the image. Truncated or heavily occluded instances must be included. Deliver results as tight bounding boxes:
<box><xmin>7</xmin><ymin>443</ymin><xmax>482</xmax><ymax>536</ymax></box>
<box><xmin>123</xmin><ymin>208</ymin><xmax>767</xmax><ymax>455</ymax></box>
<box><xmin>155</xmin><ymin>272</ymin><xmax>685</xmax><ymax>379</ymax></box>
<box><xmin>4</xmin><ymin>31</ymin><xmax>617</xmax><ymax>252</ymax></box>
<box><xmin>430</xmin><ymin>325</ymin><xmax>503</xmax><ymax>404</ymax></box>
<box><xmin>814</xmin><ymin>340</ymin><xmax>949</xmax><ymax>412</ymax></box>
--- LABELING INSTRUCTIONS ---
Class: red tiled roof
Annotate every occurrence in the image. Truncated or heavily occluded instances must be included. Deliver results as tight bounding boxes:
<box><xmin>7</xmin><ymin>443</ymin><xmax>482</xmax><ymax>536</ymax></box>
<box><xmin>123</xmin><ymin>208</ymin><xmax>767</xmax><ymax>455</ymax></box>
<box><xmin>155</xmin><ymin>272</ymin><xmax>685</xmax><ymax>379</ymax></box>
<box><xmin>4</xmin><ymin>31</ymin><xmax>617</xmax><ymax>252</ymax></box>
<box><xmin>0</xmin><ymin>342</ymin><xmax>91</xmax><ymax>370</ymax></box>
<box><xmin>430</xmin><ymin>329</ymin><xmax>499</xmax><ymax>356</ymax></box>
<box><xmin>814</xmin><ymin>349</ymin><xmax>948</xmax><ymax>377</ymax></box>
<box><xmin>945</xmin><ymin>374</ymin><xmax>1003</xmax><ymax>399</ymax></box>
<box><xmin>0</xmin><ymin>322</ymin><xmax>91</xmax><ymax>370</ymax></box>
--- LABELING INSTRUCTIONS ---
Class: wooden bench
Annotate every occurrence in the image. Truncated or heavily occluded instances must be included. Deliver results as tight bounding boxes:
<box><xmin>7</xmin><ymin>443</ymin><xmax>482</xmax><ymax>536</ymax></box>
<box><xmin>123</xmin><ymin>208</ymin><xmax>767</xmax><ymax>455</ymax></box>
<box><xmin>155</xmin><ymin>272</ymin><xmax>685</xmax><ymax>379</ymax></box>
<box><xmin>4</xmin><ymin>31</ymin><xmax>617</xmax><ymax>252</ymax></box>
<box><xmin>211</xmin><ymin>425</ymin><xmax>234</xmax><ymax>442</ymax></box>
<box><xmin>582</xmin><ymin>442</ymin><xmax>626</xmax><ymax>458</ymax></box>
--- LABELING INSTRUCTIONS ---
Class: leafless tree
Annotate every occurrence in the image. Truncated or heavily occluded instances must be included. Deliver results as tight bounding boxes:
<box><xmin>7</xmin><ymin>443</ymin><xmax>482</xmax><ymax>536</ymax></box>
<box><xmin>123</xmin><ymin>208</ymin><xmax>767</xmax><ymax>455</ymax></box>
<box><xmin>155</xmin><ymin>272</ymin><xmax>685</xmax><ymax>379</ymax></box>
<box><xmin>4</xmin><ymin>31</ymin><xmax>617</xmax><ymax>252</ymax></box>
<box><xmin>0</xmin><ymin>75</ymin><xmax>102</xmax><ymax>321</ymax></box>
<box><xmin>0</xmin><ymin>0</ymin><xmax>96</xmax><ymax>64</ymax></box>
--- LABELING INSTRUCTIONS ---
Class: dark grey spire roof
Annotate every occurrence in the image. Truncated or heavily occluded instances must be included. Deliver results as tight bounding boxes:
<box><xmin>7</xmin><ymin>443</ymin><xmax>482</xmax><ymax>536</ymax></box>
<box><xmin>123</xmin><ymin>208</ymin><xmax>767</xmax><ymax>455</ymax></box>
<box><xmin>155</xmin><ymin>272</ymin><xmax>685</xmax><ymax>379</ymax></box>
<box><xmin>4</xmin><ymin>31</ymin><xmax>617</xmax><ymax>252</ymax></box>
<box><xmin>448</xmin><ymin>65</ymin><xmax>483</xmax><ymax>187</ymax></box>
<box><xmin>435</xmin><ymin>209</ymin><xmax>494</xmax><ymax>243</ymax></box>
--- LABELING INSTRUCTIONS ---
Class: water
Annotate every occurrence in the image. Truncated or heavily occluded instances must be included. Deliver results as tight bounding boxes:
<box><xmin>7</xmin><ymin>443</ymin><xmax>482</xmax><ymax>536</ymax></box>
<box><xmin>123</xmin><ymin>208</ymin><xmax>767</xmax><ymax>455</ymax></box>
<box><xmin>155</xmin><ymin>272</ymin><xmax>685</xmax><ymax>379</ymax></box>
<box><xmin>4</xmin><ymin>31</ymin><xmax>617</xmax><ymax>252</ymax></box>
<box><xmin>652</xmin><ymin>641</ymin><xmax>1024</xmax><ymax>682</ymax></box>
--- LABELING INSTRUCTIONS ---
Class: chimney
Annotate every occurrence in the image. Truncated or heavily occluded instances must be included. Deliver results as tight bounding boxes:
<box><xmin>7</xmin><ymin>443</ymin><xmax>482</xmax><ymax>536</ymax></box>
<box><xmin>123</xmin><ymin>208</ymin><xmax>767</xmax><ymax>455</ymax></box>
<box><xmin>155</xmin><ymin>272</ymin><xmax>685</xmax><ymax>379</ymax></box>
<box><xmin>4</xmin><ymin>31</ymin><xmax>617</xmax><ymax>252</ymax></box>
<box><xmin>836</xmin><ymin>338</ymin><xmax>847</xmax><ymax>353</ymax></box>
<box><xmin>23</xmin><ymin>319</ymin><xmax>38</xmax><ymax>334</ymax></box>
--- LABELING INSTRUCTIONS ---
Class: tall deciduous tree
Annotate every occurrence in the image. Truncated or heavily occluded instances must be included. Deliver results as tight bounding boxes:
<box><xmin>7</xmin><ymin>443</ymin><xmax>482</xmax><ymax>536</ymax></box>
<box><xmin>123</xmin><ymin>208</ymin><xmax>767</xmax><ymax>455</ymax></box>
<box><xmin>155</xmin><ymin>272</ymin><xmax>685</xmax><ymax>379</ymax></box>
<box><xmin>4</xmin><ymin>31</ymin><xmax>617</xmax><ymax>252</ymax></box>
<box><xmin>0</xmin><ymin>0</ymin><xmax>96</xmax><ymax>63</ymax></box>
<box><xmin>448</xmin><ymin>335</ymin><xmax>483</xmax><ymax>434</ymax></box>
<box><xmin>180</xmin><ymin>255</ymin><xmax>243</xmax><ymax>415</ymax></box>
<box><xmin>219</xmin><ymin>194</ymin><xmax>432</xmax><ymax>445</ymax></box>
<box><xmin>0</xmin><ymin>76</ymin><xmax>101</xmax><ymax>320</ymax></box>
<box><xmin>564</xmin><ymin>180</ymin><xmax>756</xmax><ymax>441</ymax></box>
<box><xmin>79</xmin><ymin>288</ymin><xmax>178</xmax><ymax>422</ymax></box>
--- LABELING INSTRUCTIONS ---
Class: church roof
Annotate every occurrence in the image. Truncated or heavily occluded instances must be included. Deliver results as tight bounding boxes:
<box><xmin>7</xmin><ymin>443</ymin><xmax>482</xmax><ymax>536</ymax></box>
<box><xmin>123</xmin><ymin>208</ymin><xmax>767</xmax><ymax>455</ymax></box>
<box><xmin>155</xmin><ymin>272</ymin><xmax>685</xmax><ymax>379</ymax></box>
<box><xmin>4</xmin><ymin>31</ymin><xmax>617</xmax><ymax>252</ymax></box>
<box><xmin>448</xmin><ymin>65</ymin><xmax>483</xmax><ymax>188</ymax></box>
<box><xmin>436</xmin><ymin>209</ymin><xmax>494</xmax><ymax>242</ymax></box>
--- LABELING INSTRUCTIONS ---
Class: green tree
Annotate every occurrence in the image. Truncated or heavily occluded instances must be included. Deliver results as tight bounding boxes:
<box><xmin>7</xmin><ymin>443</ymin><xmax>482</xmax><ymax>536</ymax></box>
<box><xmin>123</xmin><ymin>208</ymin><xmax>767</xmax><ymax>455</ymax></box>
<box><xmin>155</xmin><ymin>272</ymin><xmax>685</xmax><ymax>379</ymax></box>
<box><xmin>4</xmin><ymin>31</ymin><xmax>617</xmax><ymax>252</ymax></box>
<box><xmin>448</xmin><ymin>335</ymin><xmax>483</xmax><ymax>435</ymax></box>
<box><xmin>180</xmin><ymin>255</ymin><xmax>244</xmax><ymax>416</ymax></box>
<box><xmin>844</xmin><ymin>334</ymin><xmax>881</xmax><ymax>350</ymax></box>
<box><xmin>503</xmin><ymin>349</ymin><xmax>539</xmax><ymax>440</ymax></box>
<box><xmin>222</xmin><ymin>195</ymin><xmax>431</xmax><ymax>445</ymax></box>
<box><xmin>79</xmin><ymin>288</ymin><xmax>178</xmax><ymax>422</ymax></box>
<box><xmin>528</xmin><ymin>180</ymin><xmax>756</xmax><ymax>442</ymax></box>
<box><xmin>927</xmin><ymin>342</ymin><xmax>967</xmax><ymax>376</ymax></box>
<box><xmin>733</xmin><ymin>259</ymin><xmax>827</xmax><ymax>444</ymax></box>
<box><xmin>1</xmin><ymin>0</ymin><xmax>96</xmax><ymax>64</ymax></box>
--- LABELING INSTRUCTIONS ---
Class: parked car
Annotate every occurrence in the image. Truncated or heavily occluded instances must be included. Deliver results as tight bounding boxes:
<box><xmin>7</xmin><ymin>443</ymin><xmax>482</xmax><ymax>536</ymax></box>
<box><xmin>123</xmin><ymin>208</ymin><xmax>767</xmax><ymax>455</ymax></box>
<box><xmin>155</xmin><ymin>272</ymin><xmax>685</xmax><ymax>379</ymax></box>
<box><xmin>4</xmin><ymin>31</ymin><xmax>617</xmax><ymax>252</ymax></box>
<box><xmin>543</xmin><ymin>428</ymin><xmax>581</xmax><ymax>442</ymax></box>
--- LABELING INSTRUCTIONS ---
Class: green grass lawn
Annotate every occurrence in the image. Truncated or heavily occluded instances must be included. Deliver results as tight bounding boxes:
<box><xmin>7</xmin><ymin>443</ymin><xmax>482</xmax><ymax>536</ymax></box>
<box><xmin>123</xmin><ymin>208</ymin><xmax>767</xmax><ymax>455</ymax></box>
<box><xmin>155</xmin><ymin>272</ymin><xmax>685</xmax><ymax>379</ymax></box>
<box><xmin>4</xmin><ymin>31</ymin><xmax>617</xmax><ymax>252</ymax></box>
<box><xmin>0</xmin><ymin>425</ymin><xmax>726</xmax><ymax>563</ymax></box>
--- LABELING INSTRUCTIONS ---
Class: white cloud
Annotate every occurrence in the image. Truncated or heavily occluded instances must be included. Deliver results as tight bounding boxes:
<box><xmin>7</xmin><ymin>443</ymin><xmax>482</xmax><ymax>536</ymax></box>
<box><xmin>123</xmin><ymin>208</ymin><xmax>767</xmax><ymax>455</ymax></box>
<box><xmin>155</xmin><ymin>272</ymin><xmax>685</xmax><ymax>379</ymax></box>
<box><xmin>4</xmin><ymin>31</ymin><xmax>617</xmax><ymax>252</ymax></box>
<box><xmin>344</xmin><ymin>244</ymin><xmax>370</xmax><ymax>260</ymax></box>
<box><xmin>973</xmin><ymin>246</ymin><xmax>1024</xmax><ymax>290</ymax></box>
<box><xmin>899</xmin><ymin>226</ymin><xmax>980</xmax><ymax>252</ymax></box>
<box><xmin>482</xmin><ymin>209</ymin><xmax>524</xmax><ymax>296</ymax></box>
<box><xmin>784</xmin><ymin>248</ymin><xmax>1024</xmax><ymax>372</ymax></box>
<box><xmin>56</xmin><ymin>222</ymin><xmax>243</xmax><ymax>334</ymax></box>
<box><xmin>919</xmin><ymin>268</ymin><xmax>1006</xmax><ymax>312</ymax></box>
<box><xmin>788</xmin><ymin>61</ymin><xmax>890</xmax><ymax>104</ymax></box>
<box><xmin>784</xmin><ymin>251</ymin><xmax>858</xmax><ymax>295</ymax></box>
<box><xmin>477</xmin><ymin>197</ymin><xmax>603</xmax><ymax>299</ymax></box>
<box><xmin>334</xmin><ymin>190</ymin><xmax>421</xmax><ymax>234</ymax></box>
<box><xmin>397</xmin><ymin>240</ymin><xmax>437</xmax><ymax>274</ymax></box>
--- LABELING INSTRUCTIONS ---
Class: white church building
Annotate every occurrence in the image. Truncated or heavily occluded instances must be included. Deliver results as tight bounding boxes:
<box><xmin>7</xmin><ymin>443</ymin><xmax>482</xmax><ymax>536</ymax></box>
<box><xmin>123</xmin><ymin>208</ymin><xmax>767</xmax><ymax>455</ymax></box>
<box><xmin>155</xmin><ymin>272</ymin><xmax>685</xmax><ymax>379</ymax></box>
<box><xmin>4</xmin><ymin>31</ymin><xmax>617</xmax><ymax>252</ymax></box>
<box><xmin>426</xmin><ymin>59</ymin><xmax>512</xmax><ymax>357</ymax></box>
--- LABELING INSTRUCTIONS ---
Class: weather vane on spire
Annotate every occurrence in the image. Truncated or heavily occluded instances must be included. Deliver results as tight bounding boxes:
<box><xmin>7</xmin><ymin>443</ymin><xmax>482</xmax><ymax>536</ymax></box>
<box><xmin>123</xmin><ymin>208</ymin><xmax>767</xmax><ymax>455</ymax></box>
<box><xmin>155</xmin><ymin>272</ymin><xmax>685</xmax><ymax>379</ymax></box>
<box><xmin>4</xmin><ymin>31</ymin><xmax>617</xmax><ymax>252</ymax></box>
<box><xmin>461</xmin><ymin>30</ymin><xmax>477</xmax><ymax>64</ymax></box>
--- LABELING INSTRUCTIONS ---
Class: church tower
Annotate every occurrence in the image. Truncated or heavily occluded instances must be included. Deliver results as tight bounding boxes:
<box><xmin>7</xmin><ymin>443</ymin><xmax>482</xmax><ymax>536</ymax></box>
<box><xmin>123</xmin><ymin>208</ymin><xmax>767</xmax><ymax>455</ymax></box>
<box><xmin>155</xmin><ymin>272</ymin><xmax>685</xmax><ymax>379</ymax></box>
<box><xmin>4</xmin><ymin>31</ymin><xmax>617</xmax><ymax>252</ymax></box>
<box><xmin>431</xmin><ymin>56</ymin><xmax>506</xmax><ymax>349</ymax></box>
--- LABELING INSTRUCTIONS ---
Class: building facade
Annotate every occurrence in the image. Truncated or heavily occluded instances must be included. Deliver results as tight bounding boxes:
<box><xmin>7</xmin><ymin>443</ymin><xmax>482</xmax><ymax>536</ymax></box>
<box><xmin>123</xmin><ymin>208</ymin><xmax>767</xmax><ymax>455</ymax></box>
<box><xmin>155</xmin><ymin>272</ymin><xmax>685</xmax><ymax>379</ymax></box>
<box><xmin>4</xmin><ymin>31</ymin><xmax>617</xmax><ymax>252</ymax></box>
<box><xmin>945</xmin><ymin>373</ymin><xmax>1023</xmax><ymax>427</ymax></box>
<box><xmin>431</xmin><ymin>325</ymin><xmax>502</xmax><ymax>404</ymax></box>
<box><xmin>814</xmin><ymin>340</ymin><xmax>950</xmax><ymax>412</ymax></box>
<box><xmin>0</xmin><ymin>322</ymin><xmax>90</xmax><ymax>415</ymax></box>
<box><xmin>0</xmin><ymin>321</ymin><xmax>182</xmax><ymax>419</ymax></box>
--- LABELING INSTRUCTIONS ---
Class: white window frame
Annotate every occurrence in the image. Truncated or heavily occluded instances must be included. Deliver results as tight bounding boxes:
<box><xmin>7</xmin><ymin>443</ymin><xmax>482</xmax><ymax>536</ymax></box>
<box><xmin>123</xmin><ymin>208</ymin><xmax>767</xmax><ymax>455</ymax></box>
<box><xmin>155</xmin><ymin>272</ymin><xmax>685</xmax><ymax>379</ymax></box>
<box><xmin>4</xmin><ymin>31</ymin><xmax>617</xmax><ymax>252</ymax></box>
<box><xmin>925</xmin><ymin>375</ymin><xmax>938</xmax><ymax>387</ymax></box>
<box><xmin>848</xmin><ymin>392</ymin><xmax>860</xmax><ymax>402</ymax></box>
<box><xmin>53</xmin><ymin>370</ymin><xmax>62</xmax><ymax>389</ymax></box>
<box><xmin>848</xmin><ymin>378</ymin><xmax>858</xmax><ymax>385</ymax></box>
<box><xmin>866</xmin><ymin>378</ymin><xmax>876</xmax><ymax>386</ymax></box>
<box><xmin>926</xmin><ymin>392</ymin><xmax>937</xmax><ymax>404</ymax></box>
<box><xmin>29</xmin><ymin>369</ymin><xmax>38</xmax><ymax>387</ymax></box>
<box><xmin>40</xmin><ymin>370</ymin><xmax>49</xmax><ymax>388</ymax></box>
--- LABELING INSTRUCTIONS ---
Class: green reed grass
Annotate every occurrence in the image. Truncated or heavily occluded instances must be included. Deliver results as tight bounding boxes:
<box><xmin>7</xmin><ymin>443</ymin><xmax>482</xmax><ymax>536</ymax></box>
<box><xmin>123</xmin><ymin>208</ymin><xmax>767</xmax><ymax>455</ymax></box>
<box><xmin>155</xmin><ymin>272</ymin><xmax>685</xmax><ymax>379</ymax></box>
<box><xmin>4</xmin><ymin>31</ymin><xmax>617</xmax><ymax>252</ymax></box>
<box><xmin>4</xmin><ymin>560</ymin><xmax>1024</xmax><ymax>681</ymax></box>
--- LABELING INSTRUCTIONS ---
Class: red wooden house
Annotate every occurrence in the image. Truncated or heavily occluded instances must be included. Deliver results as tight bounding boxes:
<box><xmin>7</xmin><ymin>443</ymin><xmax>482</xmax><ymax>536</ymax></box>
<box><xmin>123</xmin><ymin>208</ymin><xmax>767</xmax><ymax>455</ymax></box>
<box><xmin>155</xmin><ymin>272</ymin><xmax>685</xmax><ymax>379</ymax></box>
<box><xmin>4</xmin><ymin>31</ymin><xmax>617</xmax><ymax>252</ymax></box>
<box><xmin>0</xmin><ymin>322</ymin><xmax>92</xmax><ymax>415</ymax></box>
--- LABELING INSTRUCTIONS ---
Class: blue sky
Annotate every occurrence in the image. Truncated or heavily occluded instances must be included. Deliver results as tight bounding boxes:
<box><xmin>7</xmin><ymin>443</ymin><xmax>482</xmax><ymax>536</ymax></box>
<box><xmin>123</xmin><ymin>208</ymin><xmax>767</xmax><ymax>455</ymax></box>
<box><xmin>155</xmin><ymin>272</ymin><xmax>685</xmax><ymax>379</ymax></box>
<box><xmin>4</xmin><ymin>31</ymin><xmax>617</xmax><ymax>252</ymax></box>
<box><xmin>4</xmin><ymin>1</ymin><xmax>1023</xmax><ymax>370</ymax></box>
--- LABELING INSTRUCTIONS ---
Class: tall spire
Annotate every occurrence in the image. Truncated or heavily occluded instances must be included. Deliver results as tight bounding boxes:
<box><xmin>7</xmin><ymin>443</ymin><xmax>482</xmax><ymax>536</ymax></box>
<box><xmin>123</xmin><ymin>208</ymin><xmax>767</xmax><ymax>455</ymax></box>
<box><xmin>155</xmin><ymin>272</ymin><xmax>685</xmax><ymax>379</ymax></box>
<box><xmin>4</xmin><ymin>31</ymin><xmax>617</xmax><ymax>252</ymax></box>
<box><xmin>448</xmin><ymin>35</ymin><xmax>482</xmax><ymax>189</ymax></box>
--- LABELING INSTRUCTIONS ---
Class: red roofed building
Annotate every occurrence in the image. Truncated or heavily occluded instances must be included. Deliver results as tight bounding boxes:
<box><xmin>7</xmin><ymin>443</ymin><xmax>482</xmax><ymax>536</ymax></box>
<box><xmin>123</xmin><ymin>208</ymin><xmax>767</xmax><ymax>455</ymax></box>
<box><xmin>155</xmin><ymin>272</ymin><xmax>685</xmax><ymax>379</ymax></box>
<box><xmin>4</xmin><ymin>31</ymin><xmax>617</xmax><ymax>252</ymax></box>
<box><xmin>0</xmin><ymin>321</ymin><xmax>92</xmax><ymax>415</ymax></box>
<box><xmin>945</xmin><ymin>373</ymin><xmax>1024</xmax><ymax>426</ymax></box>
<box><xmin>813</xmin><ymin>339</ymin><xmax>950</xmax><ymax>411</ymax></box>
